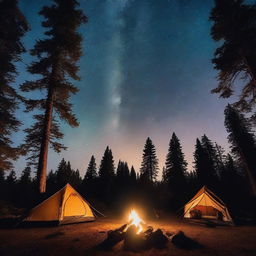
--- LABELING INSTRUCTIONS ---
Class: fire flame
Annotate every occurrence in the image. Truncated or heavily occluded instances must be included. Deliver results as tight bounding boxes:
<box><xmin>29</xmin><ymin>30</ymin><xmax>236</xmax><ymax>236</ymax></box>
<box><xmin>128</xmin><ymin>209</ymin><xmax>144</xmax><ymax>234</ymax></box>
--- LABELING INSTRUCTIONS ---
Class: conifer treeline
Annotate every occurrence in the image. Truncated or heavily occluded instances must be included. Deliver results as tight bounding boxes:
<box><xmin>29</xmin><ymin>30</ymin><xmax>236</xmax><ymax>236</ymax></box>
<box><xmin>1</xmin><ymin>104</ymin><xmax>255</xmax><ymax>216</ymax></box>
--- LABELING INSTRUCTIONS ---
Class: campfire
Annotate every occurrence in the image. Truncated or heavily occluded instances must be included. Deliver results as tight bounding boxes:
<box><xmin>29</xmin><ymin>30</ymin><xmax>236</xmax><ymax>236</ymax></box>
<box><xmin>126</xmin><ymin>209</ymin><xmax>145</xmax><ymax>234</ymax></box>
<box><xmin>97</xmin><ymin>208</ymin><xmax>169</xmax><ymax>251</ymax></box>
<box><xmin>97</xmin><ymin>208</ymin><xmax>202</xmax><ymax>252</ymax></box>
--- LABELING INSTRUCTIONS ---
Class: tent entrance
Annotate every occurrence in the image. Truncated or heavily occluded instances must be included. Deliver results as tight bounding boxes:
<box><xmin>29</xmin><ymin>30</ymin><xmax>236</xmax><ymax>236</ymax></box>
<box><xmin>193</xmin><ymin>205</ymin><xmax>217</xmax><ymax>216</ymax></box>
<box><xmin>63</xmin><ymin>193</ymin><xmax>87</xmax><ymax>217</ymax></box>
<box><xmin>191</xmin><ymin>205</ymin><xmax>220</xmax><ymax>219</ymax></box>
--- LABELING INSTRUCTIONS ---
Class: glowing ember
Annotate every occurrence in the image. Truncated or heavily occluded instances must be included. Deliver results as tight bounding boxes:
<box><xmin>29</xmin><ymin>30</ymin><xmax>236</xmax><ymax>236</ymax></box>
<box><xmin>128</xmin><ymin>209</ymin><xmax>144</xmax><ymax>234</ymax></box>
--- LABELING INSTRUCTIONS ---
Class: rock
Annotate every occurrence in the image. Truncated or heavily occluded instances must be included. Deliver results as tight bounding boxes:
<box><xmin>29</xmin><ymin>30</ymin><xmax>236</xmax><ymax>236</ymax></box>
<box><xmin>144</xmin><ymin>226</ymin><xmax>153</xmax><ymax>236</ymax></box>
<box><xmin>97</xmin><ymin>228</ymin><xmax>125</xmax><ymax>250</ymax></box>
<box><xmin>116</xmin><ymin>223</ymin><xmax>128</xmax><ymax>232</ymax></box>
<box><xmin>124</xmin><ymin>227</ymin><xmax>168</xmax><ymax>251</ymax></box>
<box><xmin>171</xmin><ymin>231</ymin><xmax>202</xmax><ymax>250</ymax></box>
<box><xmin>123</xmin><ymin>225</ymin><xmax>146</xmax><ymax>251</ymax></box>
<box><xmin>146</xmin><ymin>229</ymin><xmax>168</xmax><ymax>249</ymax></box>
<box><xmin>96</xmin><ymin>224</ymin><xmax>171</xmax><ymax>252</ymax></box>
<box><xmin>165</xmin><ymin>231</ymin><xmax>175</xmax><ymax>237</ymax></box>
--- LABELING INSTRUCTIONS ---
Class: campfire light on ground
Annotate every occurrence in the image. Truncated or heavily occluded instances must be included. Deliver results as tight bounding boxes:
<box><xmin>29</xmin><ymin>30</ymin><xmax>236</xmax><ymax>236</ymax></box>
<box><xmin>97</xmin><ymin>209</ymin><xmax>202</xmax><ymax>252</ymax></box>
<box><xmin>127</xmin><ymin>209</ymin><xmax>145</xmax><ymax>234</ymax></box>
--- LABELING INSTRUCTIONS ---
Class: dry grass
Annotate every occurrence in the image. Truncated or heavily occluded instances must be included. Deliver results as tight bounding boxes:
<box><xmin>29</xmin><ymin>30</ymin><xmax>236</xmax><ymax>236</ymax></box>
<box><xmin>0</xmin><ymin>217</ymin><xmax>255</xmax><ymax>256</ymax></box>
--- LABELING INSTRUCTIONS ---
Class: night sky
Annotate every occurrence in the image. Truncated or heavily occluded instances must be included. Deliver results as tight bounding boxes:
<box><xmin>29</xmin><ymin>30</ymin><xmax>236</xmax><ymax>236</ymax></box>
<box><xmin>14</xmin><ymin>0</ymin><xmax>233</xmax><ymax>177</ymax></box>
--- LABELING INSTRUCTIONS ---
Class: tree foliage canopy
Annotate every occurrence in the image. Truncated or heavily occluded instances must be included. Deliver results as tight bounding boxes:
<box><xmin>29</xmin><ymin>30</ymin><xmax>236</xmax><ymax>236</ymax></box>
<box><xmin>224</xmin><ymin>104</ymin><xmax>256</xmax><ymax>195</ymax></box>
<box><xmin>140</xmin><ymin>137</ymin><xmax>159</xmax><ymax>182</ymax></box>
<box><xmin>165</xmin><ymin>133</ymin><xmax>187</xmax><ymax>188</ymax></box>
<box><xmin>210</xmin><ymin>0</ymin><xmax>256</xmax><ymax>117</ymax></box>
<box><xmin>21</xmin><ymin>0</ymin><xmax>87</xmax><ymax>165</ymax></box>
<box><xmin>0</xmin><ymin>0</ymin><xmax>29</xmax><ymax>170</ymax></box>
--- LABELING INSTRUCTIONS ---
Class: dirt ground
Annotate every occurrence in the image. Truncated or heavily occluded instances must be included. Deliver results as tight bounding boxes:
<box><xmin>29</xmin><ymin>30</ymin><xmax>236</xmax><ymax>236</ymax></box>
<box><xmin>0</xmin><ymin>217</ymin><xmax>255</xmax><ymax>256</ymax></box>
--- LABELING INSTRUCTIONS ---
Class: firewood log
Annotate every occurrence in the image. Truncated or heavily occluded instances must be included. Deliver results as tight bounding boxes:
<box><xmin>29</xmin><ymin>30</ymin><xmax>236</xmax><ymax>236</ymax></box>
<box><xmin>97</xmin><ymin>225</ymin><xmax>126</xmax><ymax>250</ymax></box>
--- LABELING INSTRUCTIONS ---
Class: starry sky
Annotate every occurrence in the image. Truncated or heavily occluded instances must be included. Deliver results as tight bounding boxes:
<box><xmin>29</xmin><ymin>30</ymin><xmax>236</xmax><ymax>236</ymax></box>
<box><xmin>14</xmin><ymin>0</ymin><xmax>233</xmax><ymax>178</ymax></box>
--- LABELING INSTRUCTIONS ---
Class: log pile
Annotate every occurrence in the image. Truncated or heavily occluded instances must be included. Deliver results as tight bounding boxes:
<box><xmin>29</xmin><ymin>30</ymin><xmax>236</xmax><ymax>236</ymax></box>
<box><xmin>97</xmin><ymin>223</ymin><xmax>201</xmax><ymax>252</ymax></box>
<box><xmin>123</xmin><ymin>225</ymin><xmax>169</xmax><ymax>251</ymax></box>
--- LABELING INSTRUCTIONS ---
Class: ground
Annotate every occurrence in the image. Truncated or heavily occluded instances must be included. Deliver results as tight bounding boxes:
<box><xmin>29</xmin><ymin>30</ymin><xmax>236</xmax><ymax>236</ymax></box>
<box><xmin>0</xmin><ymin>217</ymin><xmax>255</xmax><ymax>256</ymax></box>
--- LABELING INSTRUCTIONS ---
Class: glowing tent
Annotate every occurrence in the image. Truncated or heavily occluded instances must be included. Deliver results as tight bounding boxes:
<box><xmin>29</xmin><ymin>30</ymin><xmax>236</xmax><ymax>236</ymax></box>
<box><xmin>24</xmin><ymin>183</ymin><xmax>95</xmax><ymax>224</ymax></box>
<box><xmin>184</xmin><ymin>186</ymin><xmax>232</xmax><ymax>222</ymax></box>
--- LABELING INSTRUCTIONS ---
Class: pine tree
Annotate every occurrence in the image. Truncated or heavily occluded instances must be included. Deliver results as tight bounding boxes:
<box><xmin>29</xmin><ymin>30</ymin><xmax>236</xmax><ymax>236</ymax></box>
<box><xmin>99</xmin><ymin>146</ymin><xmax>115</xmax><ymax>181</ymax></box>
<box><xmin>6</xmin><ymin>170</ymin><xmax>17</xmax><ymax>202</ymax></box>
<box><xmin>114</xmin><ymin>160</ymin><xmax>131</xmax><ymax>202</ymax></box>
<box><xmin>165</xmin><ymin>133</ymin><xmax>187</xmax><ymax>197</ymax></box>
<box><xmin>221</xmin><ymin>153</ymin><xmax>246</xmax><ymax>208</ymax></box>
<box><xmin>222</xmin><ymin>154</ymin><xmax>239</xmax><ymax>189</ymax></box>
<box><xmin>123</xmin><ymin>162</ymin><xmax>130</xmax><ymax>178</ymax></box>
<box><xmin>200</xmin><ymin>135</ymin><xmax>219</xmax><ymax>188</ymax></box>
<box><xmin>201</xmin><ymin>135</ymin><xmax>217</xmax><ymax>168</ymax></box>
<box><xmin>19</xmin><ymin>166</ymin><xmax>32</xmax><ymax>186</ymax></box>
<box><xmin>116</xmin><ymin>160</ymin><xmax>124</xmax><ymax>182</ymax></box>
<box><xmin>162</xmin><ymin>167</ymin><xmax>167</xmax><ymax>183</ymax></box>
<box><xmin>214</xmin><ymin>142</ymin><xmax>226</xmax><ymax>178</ymax></box>
<box><xmin>84</xmin><ymin>155</ymin><xmax>97</xmax><ymax>181</ymax></box>
<box><xmin>56</xmin><ymin>158</ymin><xmax>71</xmax><ymax>188</ymax></box>
<box><xmin>140</xmin><ymin>137</ymin><xmax>159</xmax><ymax>182</ymax></box>
<box><xmin>81</xmin><ymin>156</ymin><xmax>98</xmax><ymax>199</ymax></box>
<box><xmin>0</xmin><ymin>0</ymin><xmax>29</xmax><ymax>170</ymax></box>
<box><xmin>21</xmin><ymin>0</ymin><xmax>87</xmax><ymax>193</ymax></box>
<box><xmin>224</xmin><ymin>104</ymin><xmax>256</xmax><ymax>195</ymax></box>
<box><xmin>6</xmin><ymin>170</ymin><xmax>16</xmax><ymax>185</ymax></box>
<box><xmin>186</xmin><ymin>170</ymin><xmax>198</xmax><ymax>195</ymax></box>
<box><xmin>54</xmin><ymin>158</ymin><xmax>81</xmax><ymax>189</ymax></box>
<box><xmin>18</xmin><ymin>166</ymin><xmax>33</xmax><ymax>207</ymax></box>
<box><xmin>116</xmin><ymin>161</ymin><xmax>130</xmax><ymax>182</ymax></box>
<box><xmin>210</xmin><ymin>0</ymin><xmax>256</xmax><ymax>116</ymax></box>
<box><xmin>70</xmin><ymin>168</ymin><xmax>81</xmax><ymax>189</ymax></box>
<box><xmin>194</xmin><ymin>138</ymin><xmax>214</xmax><ymax>188</ymax></box>
<box><xmin>130</xmin><ymin>165</ymin><xmax>137</xmax><ymax>185</ymax></box>
<box><xmin>98</xmin><ymin>146</ymin><xmax>115</xmax><ymax>202</ymax></box>
<box><xmin>47</xmin><ymin>169</ymin><xmax>57</xmax><ymax>193</ymax></box>
<box><xmin>116</xmin><ymin>160</ymin><xmax>130</xmax><ymax>192</ymax></box>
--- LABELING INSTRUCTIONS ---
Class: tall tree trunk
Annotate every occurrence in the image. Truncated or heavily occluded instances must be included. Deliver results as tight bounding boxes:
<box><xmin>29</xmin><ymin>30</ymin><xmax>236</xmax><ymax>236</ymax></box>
<box><xmin>238</xmin><ymin>56</ymin><xmax>256</xmax><ymax>196</ymax></box>
<box><xmin>245</xmin><ymin>166</ymin><xmax>256</xmax><ymax>197</ymax></box>
<box><xmin>240</xmin><ymin>149</ymin><xmax>256</xmax><ymax>197</ymax></box>
<box><xmin>37</xmin><ymin>59</ymin><xmax>59</xmax><ymax>194</ymax></box>
<box><xmin>37</xmin><ymin>86</ymin><xmax>54</xmax><ymax>193</ymax></box>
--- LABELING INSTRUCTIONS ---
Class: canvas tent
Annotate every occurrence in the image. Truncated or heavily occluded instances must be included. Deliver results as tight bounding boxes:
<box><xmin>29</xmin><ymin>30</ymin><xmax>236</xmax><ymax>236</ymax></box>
<box><xmin>24</xmin><ymin>183</ymin><xmax>95</xmax><ymax>224</ymax></box>
<box><xmin>184</xmin><ymin>186</ymin><xmax>232</xmax><ymax>222</ymax></box>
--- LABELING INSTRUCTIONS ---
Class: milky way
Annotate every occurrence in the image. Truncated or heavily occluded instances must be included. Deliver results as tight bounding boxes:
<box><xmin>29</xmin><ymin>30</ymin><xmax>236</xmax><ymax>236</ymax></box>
<box><xmin>14</xmin><ymin>0</ymin><xmax>233</xmax><ymax>177</ymax></box>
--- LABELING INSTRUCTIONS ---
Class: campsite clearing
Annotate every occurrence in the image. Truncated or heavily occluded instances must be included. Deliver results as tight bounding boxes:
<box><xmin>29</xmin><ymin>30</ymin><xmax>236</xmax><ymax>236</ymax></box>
<box><xmin>0</xmin><ymin>217</ymin><xmax>255</xmax><ymax>256</ymax></box>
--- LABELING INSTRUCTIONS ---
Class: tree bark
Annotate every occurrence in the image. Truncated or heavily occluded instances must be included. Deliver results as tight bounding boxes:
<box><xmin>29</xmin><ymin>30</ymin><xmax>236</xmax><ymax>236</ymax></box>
<box><xmin>240</xmin><ymin>148</ymin><xmax>256</xmax><ymax>197</ymax></box>
<box><xmin>241</xmin><ymin>56</ymin><xmax>256</xmax><ymax>196</ymax></box>
<box><xmin>245</xmin><ymin>165</ymin><xmax>256</xmax><ymax>197</ymax></box>
<box><xmin>37</xmin><ymin>86</ymin><xmax>54</xmax><ymax>193</ymax></box>
<box><xmin>37</xmin><ymin>62</ymin><xmax>58</xmax><ymax>193</ymax></box>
